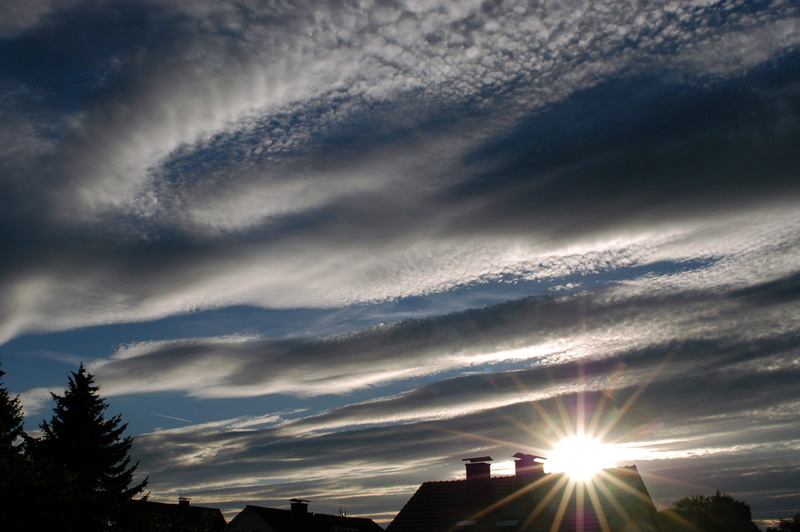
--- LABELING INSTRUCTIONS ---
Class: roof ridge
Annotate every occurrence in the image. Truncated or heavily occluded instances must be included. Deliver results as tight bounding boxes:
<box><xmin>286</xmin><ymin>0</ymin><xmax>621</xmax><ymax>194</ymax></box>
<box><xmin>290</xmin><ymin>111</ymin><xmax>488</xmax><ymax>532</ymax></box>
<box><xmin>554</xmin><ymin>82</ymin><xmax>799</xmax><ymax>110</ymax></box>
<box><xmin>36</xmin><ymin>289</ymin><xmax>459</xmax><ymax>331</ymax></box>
<box><xmin>421</xmin><ymin>466</ymin><xmax>638</xmax><ymax>485</ymax></box>
<box><xmin>246</xmin><ymin>504</ymin><xmax>374</xmax><ymax>520</ymax></box>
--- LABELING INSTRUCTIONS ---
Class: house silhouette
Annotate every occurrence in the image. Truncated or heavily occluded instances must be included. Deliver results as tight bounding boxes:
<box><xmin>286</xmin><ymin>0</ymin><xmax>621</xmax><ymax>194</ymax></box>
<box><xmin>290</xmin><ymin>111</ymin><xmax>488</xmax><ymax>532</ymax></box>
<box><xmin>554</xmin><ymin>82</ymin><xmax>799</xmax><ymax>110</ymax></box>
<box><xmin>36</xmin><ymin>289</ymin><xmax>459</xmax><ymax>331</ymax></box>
<box><xmin>223</xmin><ymin>498</ymin><xmax>384</xmax><ymax>532</ymax></box>
<box><xmin>129</xmin><ymin>497</ymin><xmax>227</xmax><ymax>531</ymax></box>
<box><xmin>386</xmin><ymin>454</ymin><xmax>664</xmax><ymax>532</ymax></box>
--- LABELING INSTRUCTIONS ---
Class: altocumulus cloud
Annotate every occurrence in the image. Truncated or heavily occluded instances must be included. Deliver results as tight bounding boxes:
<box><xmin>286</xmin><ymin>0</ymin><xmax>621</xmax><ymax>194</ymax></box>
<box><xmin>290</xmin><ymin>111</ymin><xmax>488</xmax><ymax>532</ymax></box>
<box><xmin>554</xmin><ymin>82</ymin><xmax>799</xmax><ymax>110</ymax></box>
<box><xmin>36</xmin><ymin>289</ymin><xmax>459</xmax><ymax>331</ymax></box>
<box><xmin>91</xmin><ymin>237</ymin><xmax>800</xmax><ymax>400</ymax></box>
<box><xmin>1</xmin><ymin>0</ymin><xmax>799</xmax><ymax>342</ymax></box>
<box><xmin>118</xmin><ymin>257</ymin><xmax>800</xmax><ymax>519</ymax></box>
<box><xmin>2</xmin><ymin>0</ymin><xmax>800</xmax><ymax>526</ymax></box>
<box><xmin>129</xmin><ymin>320</ymin><xmax>800</xmax><ymax>520</ymax></box>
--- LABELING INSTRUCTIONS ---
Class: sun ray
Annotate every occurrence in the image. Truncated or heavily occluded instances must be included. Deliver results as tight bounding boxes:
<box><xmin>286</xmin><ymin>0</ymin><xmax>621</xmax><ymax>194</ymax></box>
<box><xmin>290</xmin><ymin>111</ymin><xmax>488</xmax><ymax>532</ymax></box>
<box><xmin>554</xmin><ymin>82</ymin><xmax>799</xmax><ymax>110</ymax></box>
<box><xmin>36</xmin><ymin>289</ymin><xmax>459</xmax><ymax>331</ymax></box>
<box><xmin>584</xmin><ymin>479</ymin><xmax>612</xmax><ymax>532</ymax></box>
<box><xmin>585</xmin><ymin>390</ymin><xmax>609</xmax><ymax>439</ymax></box>
<box><xmin>436</xmin><ymin>424</ymin><xmax>536</xmax><ymax>454</ymax></box>
<box><xmin>517</xmin><ymin>474</ymin><xmax>571</xmax><ymax>530</ymax></box>
<box><xmin>491</xmin><ymin>401</ymin><xmax>561</xmax><ymax>452</ymax></box>
<box><xmin>576</xmin><ymin>477</ymin><xmax>585</xmax><ymax>532</ymax></box>
<box><xmin>554</xmin><ymin>386</ymin><xmax>578</xmax><ymax>440</ymax></box>
<box><xmin>577</xmin><ymin>363</ymin><xmax>586</xmax><ymax>437</ymax></box>
<box><xmin>585</xmin><ymin>361</ymin><xmax>629</xmax><ymax>438</ymax></box>
<box><xmin>595</xmin><ymin>469</ymin><xmax>656</xmax><ymax>506</ymax></box>
<box><xmin>549</xmin><ymin>478</ymin><xmax>576</xmax><ymax>532</ymax></box>
<box><xmin>629</xmin><ymin>469</ymin><xmax>708</xmax><ymax>494</ymax></box>
<box><xmin>530</xmin><ymin>399</ymin><xmax>571</xmax><ymax>446</ymax></box>
<box><xmin>595</xmin><ymin>347</ymin><xmax>679</xmax><ymax>442</ymax></box>
<box><xmin>592</xmin><ymin>474</ymin><xmax>634</xmax><ymax>525</ymax></box>
<box><xmin>464</xmin><ymin>472</ymin><xmax>556</xmax><ymax>522</ymax></box>
<box><xmin>661</xmin><ymin>508</ymin><xmax>707</xmax><ymax>531</ymax></box>
<box><xmin>511</xmin><ymin>373</ymin><xmax>571</xmax><ymax>443</ymax></box>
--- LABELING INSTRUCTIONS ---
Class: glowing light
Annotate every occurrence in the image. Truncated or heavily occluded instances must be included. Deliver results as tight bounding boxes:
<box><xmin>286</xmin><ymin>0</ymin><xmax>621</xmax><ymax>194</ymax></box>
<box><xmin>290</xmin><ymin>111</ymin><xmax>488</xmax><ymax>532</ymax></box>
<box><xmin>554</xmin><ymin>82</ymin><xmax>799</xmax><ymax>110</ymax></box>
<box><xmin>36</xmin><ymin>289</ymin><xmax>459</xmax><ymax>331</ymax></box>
<box><xmin>544</xmin><ymin>435</ymin><xmax>618</xmax><ymax>481</ymax></box>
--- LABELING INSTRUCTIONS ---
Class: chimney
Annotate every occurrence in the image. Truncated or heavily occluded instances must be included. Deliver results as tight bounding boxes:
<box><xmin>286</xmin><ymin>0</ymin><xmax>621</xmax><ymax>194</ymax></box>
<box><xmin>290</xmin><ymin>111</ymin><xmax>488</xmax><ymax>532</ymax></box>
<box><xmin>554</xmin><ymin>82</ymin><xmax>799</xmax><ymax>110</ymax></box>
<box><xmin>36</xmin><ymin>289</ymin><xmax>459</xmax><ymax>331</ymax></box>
<box><xmin>513</xmin><ymin>452</ymin><xmax>545</xmax><ymax>482</ymax></box>
<box><xmin>463</xmin><ymin>456</ymin><xmax>493</xmax><ymax>502</ymax></box>
<box><xmin>178</xmin><ymin>497</ymin><xmax>191</xmax><ymax>507</ymax></box>
<box><xmin>463</xmin><ymin>456</ymin><xmax>493</xmax><ymax>482</ymax></box>
<box><xmin>290</xmin><ymin>498</ymin><xmax>310</xmax><ymax>515</ymax></box>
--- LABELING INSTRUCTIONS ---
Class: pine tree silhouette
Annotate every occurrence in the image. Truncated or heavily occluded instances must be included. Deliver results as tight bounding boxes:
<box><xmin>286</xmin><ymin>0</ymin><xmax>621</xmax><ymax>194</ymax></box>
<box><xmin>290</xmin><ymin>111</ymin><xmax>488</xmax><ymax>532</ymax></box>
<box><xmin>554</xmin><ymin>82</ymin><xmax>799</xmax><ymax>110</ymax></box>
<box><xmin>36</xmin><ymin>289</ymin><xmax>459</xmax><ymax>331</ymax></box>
<box><xmin>0</xmin><ymin>360</ymin><xmax>24</xmax><ymax>460</ymax></box>
<box><xmin>0</xmin><ymin>360</ymin><xmax>28</xmax><ymax>526</ymax></box>
<box><xmin>36</xmin><ymin>363</ymin><xmax>148</xmax><ymax>531</ymax></box>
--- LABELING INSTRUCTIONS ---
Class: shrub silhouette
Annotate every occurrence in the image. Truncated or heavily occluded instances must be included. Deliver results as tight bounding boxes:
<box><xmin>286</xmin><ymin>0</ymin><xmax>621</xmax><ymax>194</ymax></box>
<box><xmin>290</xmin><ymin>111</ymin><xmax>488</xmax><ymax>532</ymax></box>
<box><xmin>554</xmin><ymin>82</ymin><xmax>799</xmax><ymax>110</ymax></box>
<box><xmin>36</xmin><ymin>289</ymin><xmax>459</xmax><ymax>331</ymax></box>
<box><xmin>658</xmin><ymin>490</ymin><xmax>761</xmax><ymax>532</ymax></box>
<box><xmin>767</xmin><ymin>511</ymin><xmax>800</xmax><ymax>532</ymax></box>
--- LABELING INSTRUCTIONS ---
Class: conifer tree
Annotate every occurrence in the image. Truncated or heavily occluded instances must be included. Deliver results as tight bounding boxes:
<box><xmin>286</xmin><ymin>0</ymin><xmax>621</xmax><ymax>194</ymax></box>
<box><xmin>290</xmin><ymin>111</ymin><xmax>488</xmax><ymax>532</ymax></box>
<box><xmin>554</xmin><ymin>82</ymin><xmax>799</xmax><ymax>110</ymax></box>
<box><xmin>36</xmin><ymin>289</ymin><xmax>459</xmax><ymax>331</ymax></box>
<box><xmin>36</xmin><ymin>363</ymin><xmax>147</xmax><ymax>531</ymax></box>
<box><xmin>0</xmin><ymin>360</ymin><xmax>25</xmax><ymax>459</ymax></box>
<box><xmin>0</xmin><ymin>359</ymin><xmax>29</xmax><ymax>527</ymax></box>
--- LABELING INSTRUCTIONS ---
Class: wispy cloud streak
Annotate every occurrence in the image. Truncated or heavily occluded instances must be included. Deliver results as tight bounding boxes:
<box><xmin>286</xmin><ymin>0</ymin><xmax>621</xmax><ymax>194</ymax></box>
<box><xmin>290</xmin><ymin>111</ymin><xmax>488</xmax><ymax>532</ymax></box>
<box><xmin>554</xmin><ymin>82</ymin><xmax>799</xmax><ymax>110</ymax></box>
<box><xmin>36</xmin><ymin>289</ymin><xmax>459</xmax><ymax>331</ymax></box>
<box><xmin>1</xmin><ymin>1</ymin><xmax>799</xmax><ymax>342</ymax></box>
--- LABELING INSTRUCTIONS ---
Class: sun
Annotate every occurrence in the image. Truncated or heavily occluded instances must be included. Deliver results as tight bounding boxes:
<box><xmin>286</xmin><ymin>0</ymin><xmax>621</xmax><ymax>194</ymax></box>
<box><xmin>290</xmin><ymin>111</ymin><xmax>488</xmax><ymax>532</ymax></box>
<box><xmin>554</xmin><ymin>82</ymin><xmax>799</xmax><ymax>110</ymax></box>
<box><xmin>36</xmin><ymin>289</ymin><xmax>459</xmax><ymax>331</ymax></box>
<box><xmin>544</xmin><ymin>435</ymin><xmax>618</xmax><ymax>481</ymax></box>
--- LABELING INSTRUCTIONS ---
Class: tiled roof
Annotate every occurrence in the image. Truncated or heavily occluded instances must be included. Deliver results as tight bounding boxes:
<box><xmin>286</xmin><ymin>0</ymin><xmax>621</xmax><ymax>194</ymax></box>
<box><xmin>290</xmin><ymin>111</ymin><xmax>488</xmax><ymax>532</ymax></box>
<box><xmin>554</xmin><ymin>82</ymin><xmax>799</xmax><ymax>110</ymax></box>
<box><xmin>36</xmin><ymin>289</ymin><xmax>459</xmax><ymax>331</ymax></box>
<box><xmin>387</xmin><ymin>466</ymin><xmax>663</xmax><ymax>532</ymax></box>
<box><xmin>243</xmin><ymin>505</ymin><xmax>385</xmax><ymax>532</ymax></box>
<box><xmin>130</xmin><ymin>499</ymin><xmax>227</xmax><ymax>532</ymax></box>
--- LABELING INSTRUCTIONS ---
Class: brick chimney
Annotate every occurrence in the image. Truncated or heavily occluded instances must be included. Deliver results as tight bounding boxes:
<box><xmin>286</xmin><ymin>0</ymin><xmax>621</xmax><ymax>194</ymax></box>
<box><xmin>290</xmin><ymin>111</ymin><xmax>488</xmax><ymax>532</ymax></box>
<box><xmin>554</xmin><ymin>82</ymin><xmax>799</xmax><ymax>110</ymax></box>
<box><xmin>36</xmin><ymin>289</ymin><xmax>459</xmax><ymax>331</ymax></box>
<box><xmin>463</xmin><ymin>456</ymin><xmax>493</xmax><ymax>502</ymax></box>
<box><xmin>290</xmin><ymin>498</ymin><xmax>309</xmax><ymax>515</ymax></box>
<box><xmin>513</xmin><ymin>452</ymin><xmax>545</xmax><ymax>482</ymax></box>
<box><xmin>463</xmin><ymin>456</ymin><xmax>493</xmax><ymax>481</ymax></box>
<box><xmin>178</xmin><ymin>497</ymin><xmax>190</xmax><ymax>507</ymax></box>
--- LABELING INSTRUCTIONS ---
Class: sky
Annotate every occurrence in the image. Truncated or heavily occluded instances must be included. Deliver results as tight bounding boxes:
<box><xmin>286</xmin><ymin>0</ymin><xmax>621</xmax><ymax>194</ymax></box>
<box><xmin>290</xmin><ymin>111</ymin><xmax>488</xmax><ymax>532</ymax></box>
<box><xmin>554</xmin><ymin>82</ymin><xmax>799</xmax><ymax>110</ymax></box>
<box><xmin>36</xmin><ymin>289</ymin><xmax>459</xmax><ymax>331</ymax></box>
<box><xmin>1</xmin><ymin>0</ymin><xmax>799</xmax><ymax>527</ymax></box>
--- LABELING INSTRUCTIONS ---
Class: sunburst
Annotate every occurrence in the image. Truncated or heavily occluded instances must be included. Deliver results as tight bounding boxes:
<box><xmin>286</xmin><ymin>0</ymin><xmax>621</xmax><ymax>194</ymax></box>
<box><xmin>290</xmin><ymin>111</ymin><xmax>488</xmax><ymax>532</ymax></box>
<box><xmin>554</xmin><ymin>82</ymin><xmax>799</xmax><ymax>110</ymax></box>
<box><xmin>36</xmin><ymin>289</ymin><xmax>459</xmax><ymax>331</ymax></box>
<box><xmin>544</xmin><ymin>434</ymin><xmax>619</xmax><ymax>481</ymax></box>
<box><xmin>449</xmin><ymin>355</ymin><xmax>674</xmax><ymax>532</ymax></box>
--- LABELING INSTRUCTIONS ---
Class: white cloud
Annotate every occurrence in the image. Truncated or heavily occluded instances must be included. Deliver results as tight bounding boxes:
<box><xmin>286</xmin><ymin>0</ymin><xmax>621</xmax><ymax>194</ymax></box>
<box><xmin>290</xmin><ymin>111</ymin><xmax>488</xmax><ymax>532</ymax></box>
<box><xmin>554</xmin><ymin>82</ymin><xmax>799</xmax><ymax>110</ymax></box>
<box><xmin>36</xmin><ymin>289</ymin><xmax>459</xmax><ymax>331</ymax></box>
<box><xmin>18</xmin><ymin>386</ymin><xmax>54</xmax><ymax>417</ymax></box>
<box><xmin>64</xmin><ymin>219</ymin><xmax>796</xmax><ymax>404</ymax></box>
<box><xmin>1</xmin><ymin>0</ymin><xmax>798</xmax><ymax>343</ymax></box>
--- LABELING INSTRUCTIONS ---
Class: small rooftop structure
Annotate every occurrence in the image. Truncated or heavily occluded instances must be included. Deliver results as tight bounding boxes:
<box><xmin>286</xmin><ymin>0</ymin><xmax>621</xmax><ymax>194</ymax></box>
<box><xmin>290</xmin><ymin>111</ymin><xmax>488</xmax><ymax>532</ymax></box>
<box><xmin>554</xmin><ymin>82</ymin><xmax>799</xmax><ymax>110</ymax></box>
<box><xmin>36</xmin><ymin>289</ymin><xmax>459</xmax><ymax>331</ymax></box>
<box><xmin>386</xmin><ymin>453</ymin><xmax>663</xmax><ymax>532</ymax></box>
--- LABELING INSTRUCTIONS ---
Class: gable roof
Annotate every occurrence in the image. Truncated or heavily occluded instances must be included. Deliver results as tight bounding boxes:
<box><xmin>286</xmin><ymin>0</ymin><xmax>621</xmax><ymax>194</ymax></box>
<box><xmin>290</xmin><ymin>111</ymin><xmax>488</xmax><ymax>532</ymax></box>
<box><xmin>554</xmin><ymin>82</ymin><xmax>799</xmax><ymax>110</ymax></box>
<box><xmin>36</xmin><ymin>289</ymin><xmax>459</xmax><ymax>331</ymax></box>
<box><xmin>129</xmin><ymin>499</ymin><xmax>227</xmax><ymax>532</ymax></box>
<box><xmin>386</xmin><ymin>466</ymin><xmax>663</xmax><ymax>532</ymax></box>
<box><xmin>234</xmin><ymin>504</ymin><xmax>385</xmax><ymax>532</ymax></box>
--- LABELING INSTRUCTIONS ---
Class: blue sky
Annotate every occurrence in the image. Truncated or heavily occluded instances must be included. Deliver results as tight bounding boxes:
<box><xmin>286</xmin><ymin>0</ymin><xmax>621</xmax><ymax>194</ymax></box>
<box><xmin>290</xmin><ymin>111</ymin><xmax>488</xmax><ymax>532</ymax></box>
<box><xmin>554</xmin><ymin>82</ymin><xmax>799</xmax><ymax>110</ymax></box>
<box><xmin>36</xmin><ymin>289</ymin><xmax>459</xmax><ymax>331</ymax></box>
<box><xmin>1</xmin><ymin>0</ymin><xmax>800</xmax><ymax>527</ymax></box>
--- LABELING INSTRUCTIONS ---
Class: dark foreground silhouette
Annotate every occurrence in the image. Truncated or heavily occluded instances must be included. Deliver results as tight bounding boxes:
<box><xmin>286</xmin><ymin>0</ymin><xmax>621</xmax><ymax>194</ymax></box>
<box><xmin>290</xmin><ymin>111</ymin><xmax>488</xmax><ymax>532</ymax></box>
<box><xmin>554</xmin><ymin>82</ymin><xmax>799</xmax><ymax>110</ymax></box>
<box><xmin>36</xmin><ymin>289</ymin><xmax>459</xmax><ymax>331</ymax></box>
<box><xmin>1</xmin><ymin>362</ymin><xmax>146</xmax><ymax>531</ymax></box>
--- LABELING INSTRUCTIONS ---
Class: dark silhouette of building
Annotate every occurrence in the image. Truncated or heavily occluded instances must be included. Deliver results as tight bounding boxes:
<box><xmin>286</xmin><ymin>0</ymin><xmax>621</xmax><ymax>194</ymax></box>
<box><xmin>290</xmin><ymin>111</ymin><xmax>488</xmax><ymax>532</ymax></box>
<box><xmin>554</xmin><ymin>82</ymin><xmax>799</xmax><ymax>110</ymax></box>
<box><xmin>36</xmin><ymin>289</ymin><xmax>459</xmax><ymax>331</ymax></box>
<box><xmin>129</xmin><ymin>497</ymin><xmax>227</xmax><ymax>532</ymax></box>
<box><xmin>386</xmin><ymin>454</ymin><xmax>663</xmax><ymax>532</ymax></box>
<box><xmin>223</xmin><ymin>499</ymin><xmax>384</xmax><ymax>532</ymax></box>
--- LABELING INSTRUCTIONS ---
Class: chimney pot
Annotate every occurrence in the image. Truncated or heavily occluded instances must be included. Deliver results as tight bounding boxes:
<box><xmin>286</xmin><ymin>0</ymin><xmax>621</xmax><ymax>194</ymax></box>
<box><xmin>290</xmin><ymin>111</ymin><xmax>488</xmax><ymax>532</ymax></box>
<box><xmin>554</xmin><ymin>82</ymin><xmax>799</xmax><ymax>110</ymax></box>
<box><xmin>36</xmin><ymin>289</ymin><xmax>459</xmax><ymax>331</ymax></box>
<box><xmin>513</xmin><ymin>452</ymin><xmax>545</xmax><ymax>480</ymax></box>
<box><xmin>462</xmin><ymin>456</ymin><xmax>493</xmax><ymax>482</ymax></box>
<box><xmin>290</xmin><ymin>498</ymin><xmax>310</xmax><ymax>514</ymax></box>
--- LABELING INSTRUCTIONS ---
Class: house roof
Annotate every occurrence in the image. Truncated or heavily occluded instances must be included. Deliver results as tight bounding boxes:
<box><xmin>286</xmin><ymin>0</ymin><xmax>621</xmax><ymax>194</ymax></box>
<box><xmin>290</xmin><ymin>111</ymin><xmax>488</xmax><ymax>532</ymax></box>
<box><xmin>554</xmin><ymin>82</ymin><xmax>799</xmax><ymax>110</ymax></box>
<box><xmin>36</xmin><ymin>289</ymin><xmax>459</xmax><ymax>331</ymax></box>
<box><xmin>386</xmin><ymin>466</ymin><xmax>664</xmax><ymax>532</ymax></box>
<box><xmin>129</xmin><ymin>499</ymin><xmax>227</xmax><ymax>532</ymax></box>
<box><xmin>237</xmin><ymin>504</ymin><xmax>385</xmax><ymax>532</ymax></box>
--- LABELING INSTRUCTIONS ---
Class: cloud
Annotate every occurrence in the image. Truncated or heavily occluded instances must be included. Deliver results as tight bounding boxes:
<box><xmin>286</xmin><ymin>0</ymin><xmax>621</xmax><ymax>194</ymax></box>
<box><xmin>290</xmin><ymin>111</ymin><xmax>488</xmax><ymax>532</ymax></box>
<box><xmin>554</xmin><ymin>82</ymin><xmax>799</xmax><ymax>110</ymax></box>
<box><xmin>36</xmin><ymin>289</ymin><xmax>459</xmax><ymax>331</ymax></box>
<box><xmin>1</xmin><ymin>0</ymin><xmax>800</xmax><ymax>344</ymax></box>
<box><xmin>18</xmin><ymin>386</ymin><xmax>55</xmax><ymax>417</ymax></box>
<box><xmin>77</xmin><ymin>246</ymin><xmax>799</xmax><ymax>519</ymax></box>
<box><xmin>78</xmin><ymin>246</ymin><xmax>800</xmax><ymax>405</ymax></box>
<box><xmin>129</xmin><ymin>334</ymin><xmax>800</xmax><ymax>518</ymax></box>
